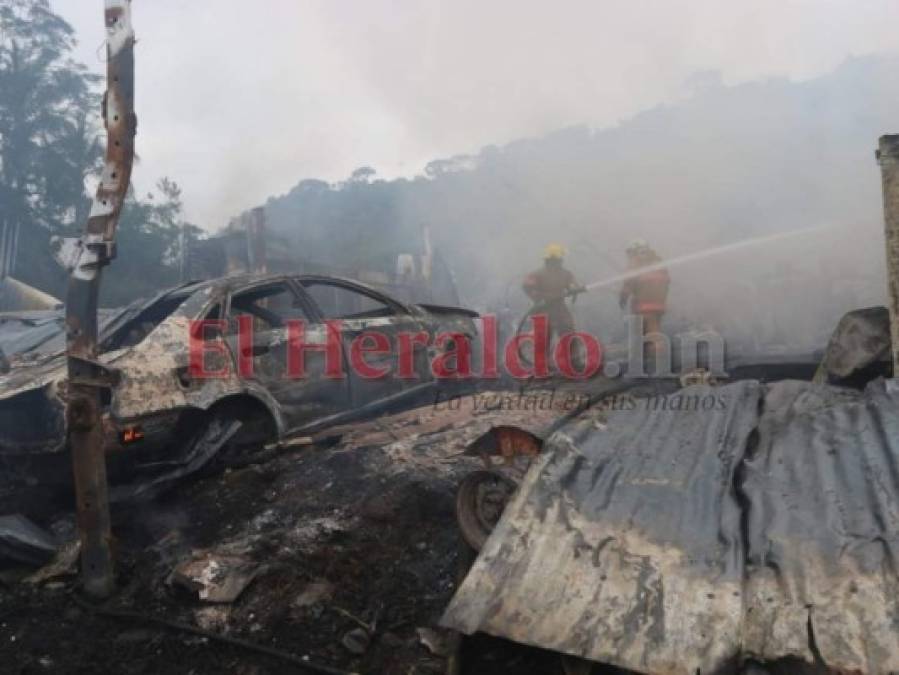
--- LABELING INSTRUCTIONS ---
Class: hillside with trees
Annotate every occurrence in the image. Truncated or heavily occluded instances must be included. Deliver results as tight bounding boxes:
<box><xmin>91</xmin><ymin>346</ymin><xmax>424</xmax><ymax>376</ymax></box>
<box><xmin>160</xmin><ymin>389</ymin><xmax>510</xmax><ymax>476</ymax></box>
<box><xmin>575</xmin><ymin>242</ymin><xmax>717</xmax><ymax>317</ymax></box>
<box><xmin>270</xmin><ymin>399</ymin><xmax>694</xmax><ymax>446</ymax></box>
<box><xmin>259</xmin><ymin>55</ymin><xmax>898</xmax><ymax>347</ymax></box>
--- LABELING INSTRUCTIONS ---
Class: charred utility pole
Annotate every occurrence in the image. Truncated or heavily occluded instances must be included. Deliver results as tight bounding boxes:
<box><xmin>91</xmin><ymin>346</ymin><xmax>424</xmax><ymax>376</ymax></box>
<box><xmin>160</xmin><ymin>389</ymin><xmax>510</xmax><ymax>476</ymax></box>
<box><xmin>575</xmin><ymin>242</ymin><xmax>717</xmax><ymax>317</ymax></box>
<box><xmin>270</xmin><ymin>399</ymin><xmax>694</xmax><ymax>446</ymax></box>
<box><xmin>877</xmin><ymin>135</ymin><xmax>899</xmax><ymax>374</ymax></box>
<box><xmin>61</xmin><ymin>1</ymin><xmax>136</xmax><ymax>598</ymax></box>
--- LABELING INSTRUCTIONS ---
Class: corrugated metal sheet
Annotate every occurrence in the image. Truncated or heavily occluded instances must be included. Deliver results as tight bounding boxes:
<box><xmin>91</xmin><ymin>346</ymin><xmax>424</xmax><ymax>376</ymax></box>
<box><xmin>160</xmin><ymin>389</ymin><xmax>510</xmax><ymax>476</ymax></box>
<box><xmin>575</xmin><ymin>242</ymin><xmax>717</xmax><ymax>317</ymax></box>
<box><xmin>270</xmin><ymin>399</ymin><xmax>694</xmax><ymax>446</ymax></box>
<box><xmin>741</xmin><ymin>380</ymin><xmax>899</xmax><ymax>672</ymax></box>
<box><xmin>442</xmin><ymin>379</ymin><xmax>899</xmax><ymax>674</ymax></box>
<box><xmin>0</xmin><ymin>309</ymin><xmax>116</xmax><ymax>361</ymax></box>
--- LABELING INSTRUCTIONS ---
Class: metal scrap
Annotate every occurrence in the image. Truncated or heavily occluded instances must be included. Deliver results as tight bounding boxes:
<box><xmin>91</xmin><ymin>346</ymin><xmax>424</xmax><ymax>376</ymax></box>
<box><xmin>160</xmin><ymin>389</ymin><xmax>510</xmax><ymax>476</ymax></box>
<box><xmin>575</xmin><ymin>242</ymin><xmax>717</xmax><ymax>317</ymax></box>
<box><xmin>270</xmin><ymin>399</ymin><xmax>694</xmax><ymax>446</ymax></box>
<box><xmin>816</xmin><ymin>305</ymin><xmax>891</xmax><ymax>383</ymax></box>
<box><xmin>443</xmin><ymin>379</ymin><xmax>899</xmax><ymax>674</ymax></box>
<box><xmin>171</xmin><ymin>551</ymin><xmax>261</xmax><ymax>603</ymax></box>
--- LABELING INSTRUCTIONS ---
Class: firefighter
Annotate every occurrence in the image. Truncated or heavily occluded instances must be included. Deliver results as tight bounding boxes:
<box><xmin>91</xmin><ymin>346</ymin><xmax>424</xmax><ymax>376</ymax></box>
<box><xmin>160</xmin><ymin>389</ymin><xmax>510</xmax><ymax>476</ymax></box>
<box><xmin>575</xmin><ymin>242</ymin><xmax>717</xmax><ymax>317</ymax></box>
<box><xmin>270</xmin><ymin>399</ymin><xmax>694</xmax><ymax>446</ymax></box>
<box><xmin>522</xmin><ymin>244</ymin><xmax>585</xmax><ymax>344</ymax></box>
<box><xmin>619</xmin><ymin>239</ymin><xmax>670</xmax><ymax>351</ymax></box>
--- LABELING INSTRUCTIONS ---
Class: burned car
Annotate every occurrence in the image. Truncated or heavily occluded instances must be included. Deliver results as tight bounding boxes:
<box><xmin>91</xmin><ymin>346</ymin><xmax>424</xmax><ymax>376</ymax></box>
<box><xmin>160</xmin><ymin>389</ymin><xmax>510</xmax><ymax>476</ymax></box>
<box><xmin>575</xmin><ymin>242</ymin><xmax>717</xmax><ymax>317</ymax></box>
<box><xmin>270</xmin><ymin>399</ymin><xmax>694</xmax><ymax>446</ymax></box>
<box><xmin>0</xmin><ymin>273</ymin><xmax>477</xmax><ymax>485</ymax></box>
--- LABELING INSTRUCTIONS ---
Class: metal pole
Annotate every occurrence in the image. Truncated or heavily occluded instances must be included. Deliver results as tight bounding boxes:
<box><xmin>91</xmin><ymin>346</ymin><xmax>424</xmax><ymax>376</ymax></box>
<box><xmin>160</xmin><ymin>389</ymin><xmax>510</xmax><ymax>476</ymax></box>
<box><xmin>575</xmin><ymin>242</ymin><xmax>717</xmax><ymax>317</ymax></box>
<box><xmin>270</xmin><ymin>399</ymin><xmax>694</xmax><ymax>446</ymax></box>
<box><xmin>64</xmin><ymin>0</ymin><xmax>136</xmax><ymax>598</ymax></box>
<box><xmin>877</xmin><ymin>135</ymin><xmax>899</xmax><ymax>375</ymax></box>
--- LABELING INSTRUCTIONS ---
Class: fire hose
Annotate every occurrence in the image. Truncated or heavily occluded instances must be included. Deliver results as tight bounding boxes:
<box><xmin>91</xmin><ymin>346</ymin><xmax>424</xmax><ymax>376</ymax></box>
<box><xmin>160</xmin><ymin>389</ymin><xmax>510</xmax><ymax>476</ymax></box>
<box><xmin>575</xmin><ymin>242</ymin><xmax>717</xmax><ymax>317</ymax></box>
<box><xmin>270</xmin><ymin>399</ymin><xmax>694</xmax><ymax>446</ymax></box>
<box><xmin>514</xmin><ymin>287</ymin><xmax>587</xmax><ymax>368</ymax></box>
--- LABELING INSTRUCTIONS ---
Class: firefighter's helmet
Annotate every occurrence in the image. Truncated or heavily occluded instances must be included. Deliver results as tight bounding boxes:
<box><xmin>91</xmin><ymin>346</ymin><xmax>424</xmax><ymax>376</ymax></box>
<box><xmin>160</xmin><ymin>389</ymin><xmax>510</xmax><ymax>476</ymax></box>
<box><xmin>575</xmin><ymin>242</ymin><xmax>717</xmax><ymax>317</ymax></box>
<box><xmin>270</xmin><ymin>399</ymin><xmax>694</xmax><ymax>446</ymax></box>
<box><xmin>544</xmin><ymin>243</ymin><xmax>566</xmax><ymax>260</ymax></box>
<box><xmin>626</xmin><ymin>238</ymin><xmax>650</xmax><ymax>254</ymax></box>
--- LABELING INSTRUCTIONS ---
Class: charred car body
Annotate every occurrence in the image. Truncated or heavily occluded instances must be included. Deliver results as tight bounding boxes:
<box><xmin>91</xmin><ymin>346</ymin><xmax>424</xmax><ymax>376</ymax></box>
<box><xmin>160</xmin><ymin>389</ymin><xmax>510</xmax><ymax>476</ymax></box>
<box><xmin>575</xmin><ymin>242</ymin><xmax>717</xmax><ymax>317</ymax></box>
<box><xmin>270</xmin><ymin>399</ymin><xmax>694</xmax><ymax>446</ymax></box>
<box><xmin>0</xmin><ymin>273</ymin><xmax>477</xmax><ymax>484</ymax></box>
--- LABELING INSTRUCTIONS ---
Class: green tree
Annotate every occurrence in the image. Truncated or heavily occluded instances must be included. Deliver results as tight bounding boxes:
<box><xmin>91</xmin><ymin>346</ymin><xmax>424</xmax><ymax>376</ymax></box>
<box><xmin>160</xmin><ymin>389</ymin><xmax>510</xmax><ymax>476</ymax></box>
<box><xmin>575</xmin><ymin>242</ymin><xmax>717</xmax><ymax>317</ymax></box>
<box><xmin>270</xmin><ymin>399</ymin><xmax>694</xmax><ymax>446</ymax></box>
<box><xmin>102</xmin><ymin>178</ymin><xmax>203</xmax><ymax>306</ymax></box>
<box><xmin>1</xmin><ymin>1</ymin><xmax>205</xmax><ymax>307</ymax></box>
<box><xmin>0</xmin><ymin>0</ymin><xmax>101</xmax><ymax>293</ymax></box>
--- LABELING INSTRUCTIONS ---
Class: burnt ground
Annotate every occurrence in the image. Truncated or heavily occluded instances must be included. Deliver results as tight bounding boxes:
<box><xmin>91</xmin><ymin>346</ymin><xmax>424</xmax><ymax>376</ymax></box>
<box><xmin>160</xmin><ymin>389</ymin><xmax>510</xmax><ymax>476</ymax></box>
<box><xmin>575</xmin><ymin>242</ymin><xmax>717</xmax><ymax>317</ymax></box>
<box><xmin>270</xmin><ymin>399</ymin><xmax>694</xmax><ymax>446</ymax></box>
<box><xmin>0</xmin><ymin>390</ymin><xmax>583</xmax><ymax>675</ymax></box>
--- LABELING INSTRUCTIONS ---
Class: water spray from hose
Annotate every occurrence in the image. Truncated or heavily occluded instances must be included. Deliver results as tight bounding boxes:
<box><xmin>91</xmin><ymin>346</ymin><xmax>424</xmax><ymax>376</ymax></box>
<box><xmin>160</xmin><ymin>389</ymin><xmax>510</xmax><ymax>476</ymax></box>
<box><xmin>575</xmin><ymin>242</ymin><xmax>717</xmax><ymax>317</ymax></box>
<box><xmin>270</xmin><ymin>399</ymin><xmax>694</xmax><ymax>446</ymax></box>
<box><xmin>580</xmin><ymin>224</ymin><xmax>836</xmax><ymax>294</ymax></box>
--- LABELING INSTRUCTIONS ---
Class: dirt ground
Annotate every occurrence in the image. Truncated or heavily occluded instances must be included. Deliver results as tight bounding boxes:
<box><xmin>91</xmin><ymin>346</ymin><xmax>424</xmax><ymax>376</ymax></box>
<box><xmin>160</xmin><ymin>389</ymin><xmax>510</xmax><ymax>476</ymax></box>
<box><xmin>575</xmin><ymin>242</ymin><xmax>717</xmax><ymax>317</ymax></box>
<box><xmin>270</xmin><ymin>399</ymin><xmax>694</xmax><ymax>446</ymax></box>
<box><xmin>0</xmin><ymin>389</ymin><xmax>583</xmax><ymax>675</ymax></box>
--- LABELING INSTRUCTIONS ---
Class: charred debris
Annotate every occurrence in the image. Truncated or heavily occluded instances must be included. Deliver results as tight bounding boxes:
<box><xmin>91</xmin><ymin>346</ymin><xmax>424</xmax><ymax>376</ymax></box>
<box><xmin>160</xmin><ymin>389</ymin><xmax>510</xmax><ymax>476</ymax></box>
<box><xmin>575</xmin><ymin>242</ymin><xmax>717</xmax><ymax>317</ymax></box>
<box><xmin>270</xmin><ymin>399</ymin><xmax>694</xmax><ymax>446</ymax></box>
<box><xmin>1</xmin><ymin>267</ymin><xmax>897</xmax><ymax>675</ymax></box>
<box><xmin>2</xmin><ymin>4</ymin><xmax>899</xmax><ymax>675</ymax></box>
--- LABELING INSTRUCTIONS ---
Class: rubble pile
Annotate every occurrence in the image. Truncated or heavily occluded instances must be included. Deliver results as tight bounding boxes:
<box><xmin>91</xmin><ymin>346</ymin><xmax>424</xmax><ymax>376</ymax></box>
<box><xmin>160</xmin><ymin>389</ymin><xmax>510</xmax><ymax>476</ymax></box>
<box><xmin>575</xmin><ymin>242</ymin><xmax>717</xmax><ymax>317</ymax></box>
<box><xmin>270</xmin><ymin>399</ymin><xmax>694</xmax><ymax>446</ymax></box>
<box><xmin>0</xmin><ymin>390</ymin><xmax>573</xmax><ymax>675</ymax></box>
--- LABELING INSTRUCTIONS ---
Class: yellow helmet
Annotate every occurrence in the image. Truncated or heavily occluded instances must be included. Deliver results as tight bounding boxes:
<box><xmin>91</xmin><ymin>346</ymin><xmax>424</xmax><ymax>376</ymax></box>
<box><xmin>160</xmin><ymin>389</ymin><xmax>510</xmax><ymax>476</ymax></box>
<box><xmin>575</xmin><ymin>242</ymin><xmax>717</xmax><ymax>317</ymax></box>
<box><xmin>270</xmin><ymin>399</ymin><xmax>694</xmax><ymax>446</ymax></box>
<box><xmin>626</xmin><ymin>238</ymin><xmax>650</xmax><ymax>254</ymax></box>
<box><xmin>544</xmin><ymin>243</ymin><xmax>566</xmax><ymax>260</ymax></box>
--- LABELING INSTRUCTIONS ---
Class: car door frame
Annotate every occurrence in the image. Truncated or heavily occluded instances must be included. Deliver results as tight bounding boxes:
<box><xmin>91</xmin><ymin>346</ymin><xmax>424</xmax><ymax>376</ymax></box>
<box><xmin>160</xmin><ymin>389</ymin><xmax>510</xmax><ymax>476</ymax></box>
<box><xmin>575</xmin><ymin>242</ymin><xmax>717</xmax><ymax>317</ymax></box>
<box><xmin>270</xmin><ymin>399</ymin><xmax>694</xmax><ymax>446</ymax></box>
<box><xmin>223</xmin><ymin>276</ymin><xmax>352</xmax><ymax>432</ymax></box>
<box><xmin>294</xmin><ymin>276</ymin><xmax>435</xmax><ymax>408</ymax></box>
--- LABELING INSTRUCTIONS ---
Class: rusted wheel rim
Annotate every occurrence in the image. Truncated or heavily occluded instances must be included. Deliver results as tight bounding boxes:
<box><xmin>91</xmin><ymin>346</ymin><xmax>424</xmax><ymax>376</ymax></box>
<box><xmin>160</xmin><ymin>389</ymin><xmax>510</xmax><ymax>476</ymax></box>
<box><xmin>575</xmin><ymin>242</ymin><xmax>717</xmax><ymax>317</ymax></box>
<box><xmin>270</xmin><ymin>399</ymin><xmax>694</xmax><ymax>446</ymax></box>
<box><xmin>456</xmin><ymin>470</ymin><xmax>518</xmax><ymax>552</ymax></box>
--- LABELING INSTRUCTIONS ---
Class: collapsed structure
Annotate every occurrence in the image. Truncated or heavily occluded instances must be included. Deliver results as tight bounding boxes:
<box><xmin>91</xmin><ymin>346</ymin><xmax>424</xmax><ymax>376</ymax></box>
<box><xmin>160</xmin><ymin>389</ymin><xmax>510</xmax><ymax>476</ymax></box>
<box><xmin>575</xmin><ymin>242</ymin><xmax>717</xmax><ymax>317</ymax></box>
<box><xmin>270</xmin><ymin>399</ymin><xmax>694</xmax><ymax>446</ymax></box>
<box><xmin>185</xmin><ymin>208</ymin><xmax>461</xmax><ymax>308</ymax></box>
<box><xmin>444</xmin><ymin>379</ymin><xmax>899</xmax><ymax>673</ymax></box>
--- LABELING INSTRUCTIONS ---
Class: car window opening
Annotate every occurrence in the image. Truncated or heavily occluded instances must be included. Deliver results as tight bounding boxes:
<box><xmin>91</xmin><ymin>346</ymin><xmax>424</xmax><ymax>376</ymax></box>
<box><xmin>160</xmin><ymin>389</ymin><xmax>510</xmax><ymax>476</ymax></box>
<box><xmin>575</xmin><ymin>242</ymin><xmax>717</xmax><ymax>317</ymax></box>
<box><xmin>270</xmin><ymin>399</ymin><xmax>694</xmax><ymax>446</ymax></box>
<box><xmin>302</xmin><ymin>281</ymin><xmax>396</xmax><ymax>320</ymax></box>
<box><xmin>101</xmin><ymin>293</ymin><xmax>191</xmax><ymax>352</ymax></box>
<box><xmin>229</xmin><ymin>284</ymin><xmax>308</xmax><ymax>332</ymax></box>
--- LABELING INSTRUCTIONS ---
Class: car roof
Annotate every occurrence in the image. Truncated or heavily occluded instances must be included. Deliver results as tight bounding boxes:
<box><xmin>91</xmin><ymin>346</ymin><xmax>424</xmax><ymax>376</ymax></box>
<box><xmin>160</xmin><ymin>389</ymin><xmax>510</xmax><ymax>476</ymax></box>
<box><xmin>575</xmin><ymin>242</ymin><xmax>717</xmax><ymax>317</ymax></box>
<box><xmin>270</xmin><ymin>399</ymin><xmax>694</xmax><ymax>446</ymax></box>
<box><xmin>166</xmin><ymin>272</ymin><xmax>395</xmax><ymax>300</ymax></box>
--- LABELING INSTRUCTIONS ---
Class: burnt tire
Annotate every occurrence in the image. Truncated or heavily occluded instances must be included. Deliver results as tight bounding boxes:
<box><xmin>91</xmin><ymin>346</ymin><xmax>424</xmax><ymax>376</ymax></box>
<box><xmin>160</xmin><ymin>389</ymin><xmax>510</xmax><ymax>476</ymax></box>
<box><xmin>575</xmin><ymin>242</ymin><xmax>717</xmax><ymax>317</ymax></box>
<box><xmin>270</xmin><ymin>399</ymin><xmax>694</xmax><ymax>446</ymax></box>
<box><xmin>455</xmin><ymin>470</ymin><xmax>518</xmax><ymax>552</ymax></box>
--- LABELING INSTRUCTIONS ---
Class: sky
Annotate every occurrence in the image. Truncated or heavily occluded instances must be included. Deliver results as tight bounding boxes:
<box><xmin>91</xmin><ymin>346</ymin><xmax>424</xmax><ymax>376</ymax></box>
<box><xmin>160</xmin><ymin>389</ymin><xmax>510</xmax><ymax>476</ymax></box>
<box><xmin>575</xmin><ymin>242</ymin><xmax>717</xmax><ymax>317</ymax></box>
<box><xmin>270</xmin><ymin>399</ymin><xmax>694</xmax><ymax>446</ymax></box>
<box><xmin>55</xmin><ymin>0</ymin><xmax>899</xmax><ymax>230</ymax></box>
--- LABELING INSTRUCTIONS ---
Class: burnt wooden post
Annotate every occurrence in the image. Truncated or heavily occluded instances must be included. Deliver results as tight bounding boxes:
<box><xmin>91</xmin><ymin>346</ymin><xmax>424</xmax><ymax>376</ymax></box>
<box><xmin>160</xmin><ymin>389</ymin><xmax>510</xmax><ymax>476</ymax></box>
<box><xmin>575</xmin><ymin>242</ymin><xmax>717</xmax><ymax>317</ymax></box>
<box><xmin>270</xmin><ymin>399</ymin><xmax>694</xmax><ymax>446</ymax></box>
<box><xmin>877</xmin><ymin>135</ymin><xmax>899</xmax><ymax>375</ymax></box>
<box><xmin>246</xmin><ymin>207</ymin><xmax>268</xmax><ymax>274</ymax></box>
<box><xmin>63</xmin><ymin>0</ymin><xmax>136</xmax><ymax>598</ymax></box>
